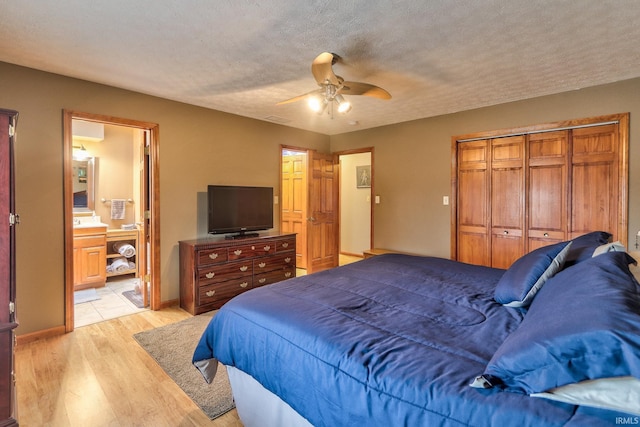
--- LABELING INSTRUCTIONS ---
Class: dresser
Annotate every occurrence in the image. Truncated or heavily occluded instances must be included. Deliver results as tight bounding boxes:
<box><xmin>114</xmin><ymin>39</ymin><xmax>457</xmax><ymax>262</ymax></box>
<box><xmin>179</xmin><ymin>233</ymin><xmax>296</xmax><ymax>315</ymax></box>
<box><xmin>0</xmin><ymin>108</ymin><xmax>19</xmax><ymax>426</ymax></box>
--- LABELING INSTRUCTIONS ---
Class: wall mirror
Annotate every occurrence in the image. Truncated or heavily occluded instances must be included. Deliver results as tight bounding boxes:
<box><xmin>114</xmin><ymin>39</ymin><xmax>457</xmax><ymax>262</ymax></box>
<box><xmin>72</xmin><ymin>157</ymin><xmax>96</xmax><ymax>212</ymax></box>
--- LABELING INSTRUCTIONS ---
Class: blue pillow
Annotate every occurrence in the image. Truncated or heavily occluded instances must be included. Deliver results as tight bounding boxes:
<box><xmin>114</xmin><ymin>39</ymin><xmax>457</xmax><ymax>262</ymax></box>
<box><xmin>480</xmin><ymin>251</ymin><xmax>640</xmax><ymax>394</ymax></box>
<box><xmin>564</xmin><ymin>231</ymin><xmax>612</xmax><ymax>267</ymax></box>
<box><xmin>494</xmin><ymin>241</ymin><xmax>572</xmax><ymax>307</ymax></box>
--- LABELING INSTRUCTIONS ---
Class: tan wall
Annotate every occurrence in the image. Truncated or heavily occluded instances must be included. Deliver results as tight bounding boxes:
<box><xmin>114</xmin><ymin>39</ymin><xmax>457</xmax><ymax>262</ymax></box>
<box><xmin>1</xmin><ymin>62</ymin><xmax>329</xmax><ymax>334</ymax></box>
<box><xmin>330</xmin><ymin>78</ymin><xmax>640</xmax><ymax>258</ymax></box>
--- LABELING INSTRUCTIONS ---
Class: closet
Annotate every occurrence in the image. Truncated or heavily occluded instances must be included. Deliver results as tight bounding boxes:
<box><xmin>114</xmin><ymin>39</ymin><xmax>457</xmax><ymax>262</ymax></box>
<box><xmin>452</xmin><ymin>113</ymin><xmax>628</xmax><ymax>268</ymax></box>
<box><xmin>0</xmin><ymin>108</ymin><xmax>18</xmax><ymax>426</ymax></box>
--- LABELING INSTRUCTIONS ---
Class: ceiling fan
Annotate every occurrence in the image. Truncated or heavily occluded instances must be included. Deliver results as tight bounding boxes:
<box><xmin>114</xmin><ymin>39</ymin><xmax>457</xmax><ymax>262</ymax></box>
<box><xmin>277</xmin><ymin>52</ymin><xmax>391</xmax><ymax>116</ymax></box>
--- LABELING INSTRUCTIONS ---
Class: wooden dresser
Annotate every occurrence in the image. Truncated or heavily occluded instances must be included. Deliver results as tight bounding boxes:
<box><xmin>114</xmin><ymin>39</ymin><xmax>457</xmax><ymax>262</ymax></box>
<box><xmin>0</xmin><ymin>109</ymin><xmax>19</xmax><ymax>426</ymax></box>
<box><xmin>179</xmin><ymin>233</ymin><xmax>296</xmax><ymax>315</ymax></box>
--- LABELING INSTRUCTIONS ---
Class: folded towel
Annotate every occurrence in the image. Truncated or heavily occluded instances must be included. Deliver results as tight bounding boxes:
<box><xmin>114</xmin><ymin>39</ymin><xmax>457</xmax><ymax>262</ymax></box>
<box><xmin>113</xmin><ymin>242</ymin><xmax>136</xmax><ymax>258</ymax></box>
<box><xmin>110</xmin><ymin>257</ymin><xmax>130</xmax><ymax>272</ymax></box>
<box><xmin>111</xmin><ymin>199</ymin><xmax>126</xmax><ymax>220</ymax></box>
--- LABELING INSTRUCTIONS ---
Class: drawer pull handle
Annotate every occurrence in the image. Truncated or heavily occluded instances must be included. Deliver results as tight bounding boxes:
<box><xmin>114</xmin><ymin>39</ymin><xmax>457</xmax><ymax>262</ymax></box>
<box><xmin>251</xmin><ymin>246</ymin><xmax>255</xmax><ymax>250</ymax></box>
<box><xmin>285</xmin><ymin>257</ymin><xmax>291</xmax><ymax>263</ymax></box>
<box><xmin>282</xmin><ymin>242</ymin><xmax>289</xmax><ymax>248</ymax></box>
<box><xmin>284</xmin><ymin>272</ymin><xmax>292</xmax><ymax>278</ymax></box>
<box><xmin>258</xmin><ymin>262</ymin><xmax>266</xmax><ymax>268</ymax></box>
<box><xmin>206</xmin><ymin>290</ymin><xmax>215</xmax><ymax>297</ymax></box>
<box><xmin>263</xmin><ymin>245</ymin><xmax>271</xmax><ymax>251</ymax></box>
<box><xmin>544</xmin><ymin>233</ymin><xmax>549</xmax><ymax>237</ymax></box>
<box><xmin>205</xmin><ymin>272</ymin><xmax>215</xmax><ymax>279</ymax></box>
<box><xmin>240</xmin><ymin>266</ymin><xmax>248</xmax><ymax>272</ymax></box>
<box><xmin>234</xmin><ymin>250</ymin><xmax>242</xmax><ymax>256</ymax></box>
<box><xmin>240</xmin><ymin>282</ymin><xmax>248</xmax><ymax>288</ymax></box>
<box><xmin>208</xmin><ymin>253</ymin><xmax>218</xmax><ymax>259</ymax></box>
<box><xmin>259</xmin><ymin>278</ymin><xmax>266</xmax><ymax>284</ymax></box>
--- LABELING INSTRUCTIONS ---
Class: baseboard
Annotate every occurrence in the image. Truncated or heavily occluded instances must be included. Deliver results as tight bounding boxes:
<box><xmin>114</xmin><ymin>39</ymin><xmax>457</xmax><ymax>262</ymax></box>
<box><xmin>160</xmin><ymin>298</ymin><xmax>179</xmax><ymax>309</ymax></box>
<box><xmin>16</xmin><ymin>325</ymin><xmax>65</xmax><ymax>347</ymax></box>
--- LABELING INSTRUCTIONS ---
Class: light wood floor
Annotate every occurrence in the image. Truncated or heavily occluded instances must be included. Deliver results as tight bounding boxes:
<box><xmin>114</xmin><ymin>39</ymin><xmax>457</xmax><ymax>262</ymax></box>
<box><xmin>15</xmin><ymin>307</ymin><xmax>243</xmax><ymax>427</ymax></box>
<box><xmin>16</xmin><ymin>255</ymin><xmax>364</xmax><ymax>426</ymax></box>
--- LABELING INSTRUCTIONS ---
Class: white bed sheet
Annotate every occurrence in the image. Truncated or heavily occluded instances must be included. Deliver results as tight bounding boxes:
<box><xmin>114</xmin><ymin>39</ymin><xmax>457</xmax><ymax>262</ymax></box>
<box><xmin>227</xmin><ymin>365</ymin><xmax>313</xmax><ymax>427</ymax></box>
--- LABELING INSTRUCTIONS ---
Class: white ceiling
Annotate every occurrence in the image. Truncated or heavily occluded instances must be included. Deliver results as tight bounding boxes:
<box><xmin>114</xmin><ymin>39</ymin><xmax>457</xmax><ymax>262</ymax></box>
<box><xmin>1</xmin><ymin>1</ymin><xmax>640</xmax><ymax>135</ymax></box>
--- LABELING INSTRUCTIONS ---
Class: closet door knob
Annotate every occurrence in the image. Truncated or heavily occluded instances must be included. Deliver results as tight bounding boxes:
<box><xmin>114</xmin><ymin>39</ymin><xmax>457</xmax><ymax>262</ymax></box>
<box><xmin>544</xmin><ymin>233</ymin><xmax>549</xmax><ymax>237</ymax></box>
<box><xmin>503</xmin><ymin>230</ymin><xmax>509</xmax><ymax>235</ymax></box>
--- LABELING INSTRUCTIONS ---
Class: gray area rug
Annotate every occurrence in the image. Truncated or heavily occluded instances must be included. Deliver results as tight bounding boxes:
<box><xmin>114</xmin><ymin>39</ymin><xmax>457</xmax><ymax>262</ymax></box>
<box><xmin>122</xmin><ymin>290</ymin><xmax>144</xmax><ymax>308</ymax></box>
<box><xmin>74</xmin><ymin>288</ymin><xmax>100</xmax><ymax>304</ymax></box>
<box><xmin>133</xmin><ymin>312</ymin><xmax>235</xmax><ymax>419</ymax></box>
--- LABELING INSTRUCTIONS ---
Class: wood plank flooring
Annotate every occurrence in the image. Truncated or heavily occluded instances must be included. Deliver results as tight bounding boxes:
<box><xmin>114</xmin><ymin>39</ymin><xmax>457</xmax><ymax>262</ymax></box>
<box><xmin>15</xmin><ymin>307</ymin><xmax>243</xmax><ymax>426</ymax></box>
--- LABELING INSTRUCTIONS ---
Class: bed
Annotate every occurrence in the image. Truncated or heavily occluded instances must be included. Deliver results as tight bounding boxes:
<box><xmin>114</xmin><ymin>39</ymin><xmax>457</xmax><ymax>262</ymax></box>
<box><xmin>193</xmin><ymin>231</ymin><xmax>640</xmax><ymax>426</ymax></box>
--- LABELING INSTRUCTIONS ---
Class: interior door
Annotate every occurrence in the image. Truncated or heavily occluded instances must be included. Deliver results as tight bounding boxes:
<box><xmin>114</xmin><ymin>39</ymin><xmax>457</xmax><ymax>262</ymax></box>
<box><xmin>137</xmin><ymin>130</ymin><xmax>150</xmax><ymax>307</ymax></box>
<box><xmin>281</xmin><ymin>151</ymin><xmax>308</xmax><ymax>269</ymax></box>
<box><xmin>306</xmin><ymin>151</ymin><xmax>339</xmax><ymax>273</ymax></box>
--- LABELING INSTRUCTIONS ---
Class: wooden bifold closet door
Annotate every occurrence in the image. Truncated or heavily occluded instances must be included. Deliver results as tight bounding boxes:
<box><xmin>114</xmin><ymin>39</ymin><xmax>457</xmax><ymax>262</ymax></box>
<box><xmin>451</xmin><ymin>113</ymin><xmax>628</xmax><ymax>268</ymax></box>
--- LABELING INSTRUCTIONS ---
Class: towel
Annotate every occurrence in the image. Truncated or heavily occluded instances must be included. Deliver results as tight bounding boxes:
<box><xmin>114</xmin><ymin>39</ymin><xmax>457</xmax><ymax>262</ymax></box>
<box><xmin>113</xmin><ymin>242</ymin><xmax>136</xmax><ymax>258</ymax></box>
<box><xmin>109</xmin><ymin>257</ymin><xmax>130</xmax><ymax>272</ymax></box>
<box><xmin>111</xmin><ymin>199</ymin><xmax>126</xmax><ymax>220</ymax></box>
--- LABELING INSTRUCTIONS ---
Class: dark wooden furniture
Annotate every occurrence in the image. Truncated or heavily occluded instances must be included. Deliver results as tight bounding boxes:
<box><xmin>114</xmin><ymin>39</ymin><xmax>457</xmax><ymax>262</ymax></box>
<box><xmin>0</xmin><ymin>108</ymin><xmax>19</xmax><ymax>426</ymax></box>
<box><xmin>179</xmin><ymin>233</ymin><xmax>296</xmax><ymax>315</ymax></box>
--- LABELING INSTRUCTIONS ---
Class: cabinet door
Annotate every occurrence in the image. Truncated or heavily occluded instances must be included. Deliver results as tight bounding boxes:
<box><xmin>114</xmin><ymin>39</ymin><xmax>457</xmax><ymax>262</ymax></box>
<box><xmin>490</xmin><ymin>136</ymin><xmax>525</xmax><ymax>269</ymax></box>
<box><xmin>456</xmin><ymin>140</ymin><xmax>490</xmax><ymax>266</ymax></box>
<box><xmin>570</xmin><ymin>124</ymin><xmax>620</xmax><ymax>240</ymax></box>
<box><xmin>527</xmin><ymin>131</ymin><xmax>569</xmax><ymax>251</ymax></box>
<box><xmin>79</xmin><ymin>244</ymin><xmax>106</xmax><ymax>285</ymax></box>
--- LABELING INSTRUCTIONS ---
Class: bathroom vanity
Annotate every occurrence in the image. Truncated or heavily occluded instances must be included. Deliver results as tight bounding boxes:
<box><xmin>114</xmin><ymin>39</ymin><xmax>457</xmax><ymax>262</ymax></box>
<box><xmin>72</xmin><ymin>224</ymin><xmax>107</xmax><ymax>290</ymax></box>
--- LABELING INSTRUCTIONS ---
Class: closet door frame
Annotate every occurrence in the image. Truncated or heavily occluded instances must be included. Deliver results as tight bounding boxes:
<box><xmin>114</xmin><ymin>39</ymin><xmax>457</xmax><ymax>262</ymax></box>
<box><xmin>451</xmin><ymin>113</ymin><xmax>629</xmax><ymax>263</ymax></box>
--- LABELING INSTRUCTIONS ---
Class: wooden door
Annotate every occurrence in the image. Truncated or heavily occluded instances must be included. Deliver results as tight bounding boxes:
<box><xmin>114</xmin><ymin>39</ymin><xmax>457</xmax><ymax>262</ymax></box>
<box><xmin>527</xmin><ymin>131</ymin><xmax>569</xmax><ymax>250</ymax></box>
<box><xmin>306</xmin><ymin>151</ymin><xmax>339</xmax><ymax>273</ymax></box>
<box><xmin>456</xmin><ymin>140</ymin><xmax>490</xmax><ymax>265</ymax></box>
<box><xmin>137</xmin><ymin>130</ymin><xmax>150</xmax><ymax>307</ymax></box>
<box><xmin>0</xmin><ymin>109</ymin><xmax>18</xmax><ymax>427</ymax></box>
<box><xmin>570</xmin><ymin>124</ymin><xmax>620</xmax><ymax>240</ymax></box>
<box><xmin>281</xmin><ymin>152</ymin><xmax>308</xmax><ymax>269</ymax></box>
<box><xmin>490</xmin><ymin>136</ymin><xmax>525</xmax><ymax>268</ymax></box>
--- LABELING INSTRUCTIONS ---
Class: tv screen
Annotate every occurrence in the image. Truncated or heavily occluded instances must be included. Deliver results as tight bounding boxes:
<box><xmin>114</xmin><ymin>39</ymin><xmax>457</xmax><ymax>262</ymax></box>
<box><xmin>207</xmin><ymin>185</ymin><xmax>273</xmax><ymax>238</ymax></box>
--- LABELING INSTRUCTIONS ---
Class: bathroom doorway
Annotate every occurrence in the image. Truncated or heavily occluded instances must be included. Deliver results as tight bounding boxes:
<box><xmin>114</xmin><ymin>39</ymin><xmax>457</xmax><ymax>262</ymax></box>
<box><xmin>63</xmin><ymin>110</ymin><xmax>160</xmax><ymax>332</ymax></box>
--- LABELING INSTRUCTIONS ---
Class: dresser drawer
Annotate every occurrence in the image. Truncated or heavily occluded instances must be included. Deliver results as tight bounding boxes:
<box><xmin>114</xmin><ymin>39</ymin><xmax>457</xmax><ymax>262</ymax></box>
<box><xmin>228</xmin><ymin>242</ymin><xmax>276</xmax><ymax>260</ymax></box>
<box><xmin>197</xmin><ymin>260</ymin><xmax>253</xmax><ymax>285</ymax></box>
<box><xmin>254</xmin><ymin>266</ymin><xmax>295</xmax><ymax>287</ymax></box>
<box><xmin>198</xmin><ymin>277</ymin><xmax>252</xmax><ymax>306</ymax></box>
<box><xmin>196</xmin><ymin>248</ymin><xmax>228</xmax><ymax>266</ymax></box>
<box><xmin>254</xmin><ymin>252</ymin><xmax>295</xmax><ymax>274</ymax></box>
<box><xmin>276</xmin><ymin>237</ymin><xmax>296</xmax><ymax>252</ymax></box>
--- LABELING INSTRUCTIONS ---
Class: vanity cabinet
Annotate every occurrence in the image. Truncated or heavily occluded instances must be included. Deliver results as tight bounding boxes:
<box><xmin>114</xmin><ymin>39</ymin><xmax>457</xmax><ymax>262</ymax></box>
<box><xmin>179</xmin><ymin>233</ymin><xmax>296</xmax><ymax>315</ymax></box>
<box><xmin>0</xmin><ymin>108</ymin><xmax>18</xmax><ymax>427</ymax></box>
<box><xmin>106</xmin><ymin>229</ymin><xmax>139</xmax><ymax>278</ymax></box>
<box><xmin>73</xmin><ymin>226</ymin><xmax>107</xmax><ymax>290</ymax></box>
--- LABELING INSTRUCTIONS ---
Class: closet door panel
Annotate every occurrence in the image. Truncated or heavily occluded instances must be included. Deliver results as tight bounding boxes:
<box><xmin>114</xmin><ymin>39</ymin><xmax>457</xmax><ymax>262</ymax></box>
<box><xmin>457</xmin><ymin>141</ymin><xmax>489</xmax><ymax>265</ymax></box>
<box><xmin>527</xmin><ymin>131</ymin><xmax>568</xmax><ymax>249</ymax></box>
<box><xmin>490</xmin><ymin>136</ymin><xmax>524</xmax><ymax>268</ymax></box>
<box><xmin>571</xmin><ymin>124</ymin><xmax>619</xmax><ymax>239</ymax></box>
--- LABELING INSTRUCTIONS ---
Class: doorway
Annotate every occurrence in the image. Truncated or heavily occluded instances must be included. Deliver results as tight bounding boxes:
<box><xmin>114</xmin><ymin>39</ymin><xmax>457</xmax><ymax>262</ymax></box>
<box><xmin>63</xmin><ymin>110</ymin><xmax>160</xmax><ymax>332</ymax></box>
<box><xmin>280</xmin><ymin>146</ymin><xmax>373</xmax><ymax>273</ymax></box>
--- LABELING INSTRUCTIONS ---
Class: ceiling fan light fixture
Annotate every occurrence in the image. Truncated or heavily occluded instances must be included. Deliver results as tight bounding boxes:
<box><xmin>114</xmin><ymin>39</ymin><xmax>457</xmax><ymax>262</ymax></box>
<box><xmin>335</xmin><ymin>95</ymin><xmax>352</xmax><ymax>114</ymax></box>
<box><xmin>308</xmin><ymin>95</ymin><xmax>326</xmax><ymax>113</ymax></box>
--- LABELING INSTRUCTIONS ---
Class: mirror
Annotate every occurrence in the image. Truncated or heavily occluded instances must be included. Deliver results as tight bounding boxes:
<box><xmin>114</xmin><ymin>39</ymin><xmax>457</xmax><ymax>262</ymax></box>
<box><xmin>72</xmin><ymin>157</ymin><xmax>96</xmax><ymax>212</ymax></box>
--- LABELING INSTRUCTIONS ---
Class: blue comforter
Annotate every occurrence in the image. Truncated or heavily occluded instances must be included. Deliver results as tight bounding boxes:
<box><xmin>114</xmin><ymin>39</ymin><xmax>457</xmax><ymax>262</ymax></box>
<box><xmin>193</xmin><ymin>254</ymin><xmax>627</xmax><ymax>426</ymax></box>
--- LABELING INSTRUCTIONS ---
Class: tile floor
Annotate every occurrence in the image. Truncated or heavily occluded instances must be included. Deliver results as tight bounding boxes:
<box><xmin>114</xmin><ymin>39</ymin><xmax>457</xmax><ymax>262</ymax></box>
<box><xmin>74</xmin><ymin>276</ymin><xmax>148</xmax><ymax>328</ymax></box>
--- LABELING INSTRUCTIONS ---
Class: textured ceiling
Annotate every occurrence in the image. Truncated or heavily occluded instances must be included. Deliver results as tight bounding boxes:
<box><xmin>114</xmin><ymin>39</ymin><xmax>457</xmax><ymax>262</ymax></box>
<box><xmin>1</xmin><ymin>1</ymin><xmax>640</xmax><ymax>135</ymax></box>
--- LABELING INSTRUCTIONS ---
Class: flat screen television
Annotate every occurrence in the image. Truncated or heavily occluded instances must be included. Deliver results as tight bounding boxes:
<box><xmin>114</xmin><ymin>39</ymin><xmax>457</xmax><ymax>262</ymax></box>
<box><xmin>207</xmin><ymin>185</ymin><xmax>274</xmax><ymax>239</ymax></box>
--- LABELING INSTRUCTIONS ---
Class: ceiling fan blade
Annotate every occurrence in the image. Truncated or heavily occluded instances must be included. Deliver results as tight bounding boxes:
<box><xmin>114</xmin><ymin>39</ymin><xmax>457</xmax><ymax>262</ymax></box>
<box><xmin>276</xmin><ymin>89</ymin><xmax>321</xmax><ymax>105</ymax></box>
<box><xmin>312</xmin><ymin>52</ymin><xmax>340</xmax><ymax>86</ymax></box>
<box><xmin>341</xmin><ymin>81</ymin><xmax>392</xmax><ymax>100</ymax></box>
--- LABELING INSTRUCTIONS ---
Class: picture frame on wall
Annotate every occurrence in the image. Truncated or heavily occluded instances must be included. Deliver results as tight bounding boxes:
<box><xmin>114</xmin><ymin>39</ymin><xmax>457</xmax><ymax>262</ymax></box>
<box><xmin>356</xmin><ymin>165</ymin><xmax>371</xmax><ymax>188</ymax></box>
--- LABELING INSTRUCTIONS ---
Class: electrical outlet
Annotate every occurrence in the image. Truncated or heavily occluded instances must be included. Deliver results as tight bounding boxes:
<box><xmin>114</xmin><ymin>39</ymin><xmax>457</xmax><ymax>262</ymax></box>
<box><xmin>443</xmin><ymin>196</ymin><xmax>449</xmax><ymax>206</ymax></box>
